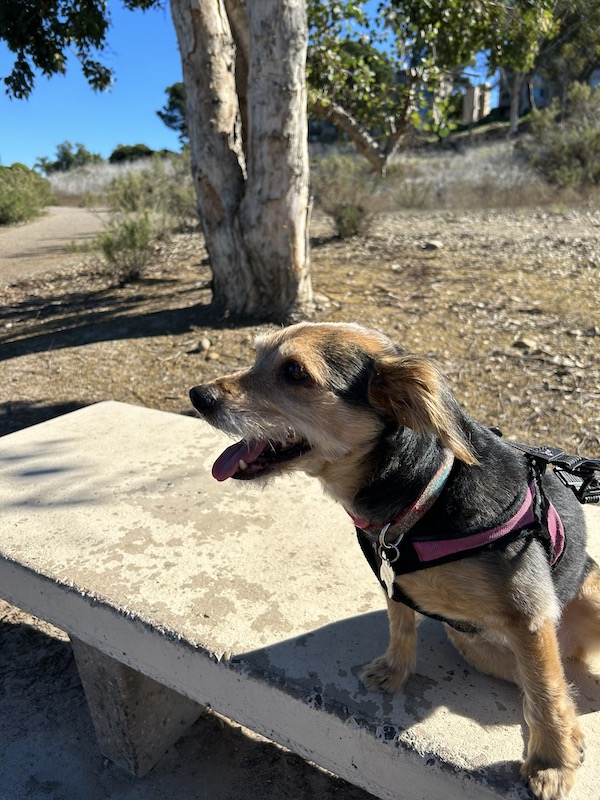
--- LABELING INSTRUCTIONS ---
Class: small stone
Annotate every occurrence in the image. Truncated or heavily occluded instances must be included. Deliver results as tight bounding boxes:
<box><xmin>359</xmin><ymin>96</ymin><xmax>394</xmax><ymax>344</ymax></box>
<box><xmin>422</xmin><ymin>240</ymin><xmax>443</xmax><ymax>250</ymax></box>
<box><xmin>199</xmin><ymin>337</ymin><xmax>211</xmax><ymax>352</ymax></box>
<box><xmin>207</xmin><ymin>351</ymin><xmax>220</xmax><ymax>360</ymax></box>
<box><xmin>513</xmin><ymin>337</ymin><xmax>537</xmax><ymax>350</ymax></box>
<box><xmin>313</xmin><ymin>292</ymin><xmax>331</xmax><ymax>310</ymax></box>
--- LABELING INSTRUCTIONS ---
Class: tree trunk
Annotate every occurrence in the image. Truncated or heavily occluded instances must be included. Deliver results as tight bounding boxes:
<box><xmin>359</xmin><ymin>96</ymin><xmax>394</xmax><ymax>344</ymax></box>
<box><xmin>170</xmin><ymin>0</ymin><xmax>313</xmax><ymax>321</ymax></box>
<box><xmin>526</xmin><ymin>75</ymin><xmax>537</xmax><ymax>112</ymax></box>
<box><xmin>508</xmin><ymin>72</ymin><xmax>525</xmax><ymax>135</ymax></box>
<box><xmin>223</xmin><ymin>0</ymin><xmax>250</xmax><ymax>154</ymax></box>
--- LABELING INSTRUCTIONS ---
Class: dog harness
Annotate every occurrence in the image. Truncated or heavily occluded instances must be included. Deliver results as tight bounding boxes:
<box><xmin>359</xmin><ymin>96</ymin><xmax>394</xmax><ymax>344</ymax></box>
<box><xmin>350</xmin><ymin>440</ymin><xmax>597</xmax><ymax>632</ymax></box>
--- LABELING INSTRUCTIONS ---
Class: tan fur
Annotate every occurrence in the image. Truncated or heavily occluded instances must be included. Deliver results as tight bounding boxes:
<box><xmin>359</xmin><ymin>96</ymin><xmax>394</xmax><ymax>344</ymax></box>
<box><xmin>559</xmin><ymin>561</ymin><xmax>600</xmax><ymax>662</ymax></box>
<box><xmin>511</xmin><ymin>618</ymin><xmax>585</xmax><ymax>799</ymax></box>
<box><xmin>368</xmin><ymin>354</ymin><xmax>479</xmax><ymax>465</ymax></box>
<box><xmin>192</xmin><ymin>322</ymin><xmax>599</xmax><ymax>800</ymax></box>
<box><xmin>444</xmin><ymin>627</ymin><xmax>518</xmax><ymax>683</ymax></box>
<box><xmin>362</xmin><ymin>598</ymin><xmax>417</xmax><ymax>693</ymax></box>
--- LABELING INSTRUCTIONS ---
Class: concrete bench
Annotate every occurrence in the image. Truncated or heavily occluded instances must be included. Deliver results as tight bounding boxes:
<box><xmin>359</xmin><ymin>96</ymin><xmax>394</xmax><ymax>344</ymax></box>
<box><xmin>0</xmin><ymin>401</ymin><xmax>598</xmax><ymax>800</ymax></box>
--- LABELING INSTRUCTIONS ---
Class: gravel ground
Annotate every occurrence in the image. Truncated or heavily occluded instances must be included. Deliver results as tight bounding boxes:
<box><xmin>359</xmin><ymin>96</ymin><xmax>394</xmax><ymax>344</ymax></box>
<box><xmin>2</xmin><ymin>205</ymin><xmax>599</xmax><ymax>449</ymax></box>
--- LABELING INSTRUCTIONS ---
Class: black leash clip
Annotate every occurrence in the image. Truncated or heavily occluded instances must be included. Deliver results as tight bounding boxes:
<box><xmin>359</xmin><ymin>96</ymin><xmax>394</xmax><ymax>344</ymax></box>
<box><xmin>503</xmin><ymin>439</ymin><xmax>600</xmax><ymax>505</ymax></box>
<box><xmin>553</xmin><ymin>459</ymin><xmax>600</xmax><ymax>505</ymax></box>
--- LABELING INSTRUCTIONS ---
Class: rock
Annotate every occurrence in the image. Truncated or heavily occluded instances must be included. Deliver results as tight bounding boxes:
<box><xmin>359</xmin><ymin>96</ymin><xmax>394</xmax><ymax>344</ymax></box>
<box><xmin>422</xmin><ymin>240</ymin><xmax>443</xmax><ymax>250</ymax></box>
<box><xmin>512</xmin><ymin>337</ymin><xmax>537</xmax><ymax>350</ymax></box>
<box><xmin>199</xmin><ymin>337</ymin><xmax>211</xmax><ymax>352</ymax></box>
<box><xmin>313</xmin><ymin>292</ymin><xmax>331</xmax><ymax>310</ymax></box>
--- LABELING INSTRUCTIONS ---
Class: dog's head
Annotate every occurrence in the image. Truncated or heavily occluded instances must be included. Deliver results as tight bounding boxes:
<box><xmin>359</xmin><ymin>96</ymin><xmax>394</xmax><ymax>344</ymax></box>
<box><xmin>190</xmin><ymin>322</ymin><xmax>477</xmax><ymax>490</ymax></box>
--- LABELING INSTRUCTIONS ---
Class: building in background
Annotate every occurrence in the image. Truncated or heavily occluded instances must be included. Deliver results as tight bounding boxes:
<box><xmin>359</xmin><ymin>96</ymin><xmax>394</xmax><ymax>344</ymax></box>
<box><xmin>461</xmin><ymin>83</ymin><xmax>492</xmax><ymax>125</ymax></box>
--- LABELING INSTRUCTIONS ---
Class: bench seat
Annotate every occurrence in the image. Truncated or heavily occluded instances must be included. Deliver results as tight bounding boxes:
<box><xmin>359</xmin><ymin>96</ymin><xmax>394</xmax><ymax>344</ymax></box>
<box><xmin>1</xmin><ymin>401</ymin><xmax>598</xmax><ymax>799</ymax></box>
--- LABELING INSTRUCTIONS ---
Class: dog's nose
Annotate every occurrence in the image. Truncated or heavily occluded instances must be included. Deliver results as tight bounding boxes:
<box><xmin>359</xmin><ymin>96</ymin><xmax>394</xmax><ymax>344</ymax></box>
<box><xmin>189</xmin><ymin>385</ymin><xmax>220</xmax><ymax>414</ymax></box>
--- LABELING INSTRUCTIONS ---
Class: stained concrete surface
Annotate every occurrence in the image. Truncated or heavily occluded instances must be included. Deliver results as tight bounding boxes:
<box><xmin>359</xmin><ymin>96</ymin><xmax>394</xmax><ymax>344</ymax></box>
<box><xmin>0</xmin><ymin>402</ymin><xmax>598</xmax><ymax>800</ymax></box>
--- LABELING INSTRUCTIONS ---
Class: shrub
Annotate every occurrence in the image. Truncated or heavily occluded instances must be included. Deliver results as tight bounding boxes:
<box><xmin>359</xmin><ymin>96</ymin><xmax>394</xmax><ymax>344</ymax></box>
<box><xmin>311</xmin><ymin>155</ymin><xmax>388</xmax><ymax>238</ymax></box>
<box><xmin>0</xmin><ymin>163</ymin><xmax>52</xmax><ymax>225</ymax></box>
<box><xmin>109</xmin><ymin>144</ymin><xmax>155</xmax><ymax>164</ymax></box>
<box><xmin>524</xmin><ymin>83</ymin><xmax>600</xmax><ymax>189</ymax></box>
<box><xmin>104</xmin><ymin>153</ymin><xmax>196</xmax><ymax>234</ymax></box>
<box><xmin>95</xmin><ymin>211</ymin><xmax>155</xmax><ymax>284</ymax></box>
<box><xmin>106</xmin><ymin>168</ymin><xmax>157</xmax><ymax>214</ymax></box>
<box><xmin>92</xmin><ymin>152</ymin><xmax>197</xmax><ymax>283</ymax></box>
<box><xmin>35</xmin><ymin>141</ymin><xmax>103</xmax><ymax>174</ymax></box>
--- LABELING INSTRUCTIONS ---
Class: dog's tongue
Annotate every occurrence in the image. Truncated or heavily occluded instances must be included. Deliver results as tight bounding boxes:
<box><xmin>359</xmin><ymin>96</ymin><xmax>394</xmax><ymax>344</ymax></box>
<box><xmin>212</xmin><ymin>440</ymin><xmax>268</xmax><ymax>481</ymax></box>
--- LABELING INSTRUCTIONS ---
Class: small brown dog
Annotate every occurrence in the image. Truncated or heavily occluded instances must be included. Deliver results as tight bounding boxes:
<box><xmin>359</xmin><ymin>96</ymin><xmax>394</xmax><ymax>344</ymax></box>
<box><xmin>190</xmin><ymin>321</ymin><xmax>600</xmax><ymax>800</ymax></box>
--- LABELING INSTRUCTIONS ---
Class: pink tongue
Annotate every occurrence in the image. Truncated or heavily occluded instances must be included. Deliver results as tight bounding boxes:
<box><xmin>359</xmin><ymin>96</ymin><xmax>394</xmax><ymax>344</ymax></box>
<box><xmin>212</xmin><ymin>440</ymin><xmax>268</xmax><ymax>481</ymax></box>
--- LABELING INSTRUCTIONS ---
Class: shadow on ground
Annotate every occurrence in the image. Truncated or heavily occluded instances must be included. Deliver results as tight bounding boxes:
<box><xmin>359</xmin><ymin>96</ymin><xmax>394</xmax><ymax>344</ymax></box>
<box><xmin>0</xmin><ymin>401</ymin><xmax>87</xmax><ymax>437</ymax></box>
<box><xmin>0</xmin><ymin>272</ymin><xmax>229</xmax><ymax>363</ymax></box>
<box><xmin>0</xmin><ymin>609</ymin><xmax>374</xmax><ymax>800</ymax></box>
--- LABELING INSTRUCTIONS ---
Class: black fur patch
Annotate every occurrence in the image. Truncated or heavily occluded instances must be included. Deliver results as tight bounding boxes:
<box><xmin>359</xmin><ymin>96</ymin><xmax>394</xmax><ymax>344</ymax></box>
<box><xmin>320</xmin><ymin>341</ymin><xmax>374</xmax><ymax>407</ymax></box>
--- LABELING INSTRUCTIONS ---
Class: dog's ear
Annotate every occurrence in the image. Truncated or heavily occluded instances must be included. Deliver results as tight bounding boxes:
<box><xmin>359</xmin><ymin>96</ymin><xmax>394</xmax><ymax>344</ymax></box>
<box><xmin>368</xmin><ymin>354</ymin><xmax>479</xmax><ymax>465</ymax></box>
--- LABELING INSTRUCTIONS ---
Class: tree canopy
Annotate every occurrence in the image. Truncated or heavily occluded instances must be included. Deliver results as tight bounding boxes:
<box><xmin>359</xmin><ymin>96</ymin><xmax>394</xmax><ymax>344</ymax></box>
<box><xmin>535</xmin><ymin>0</ymin><xmax>600</xmax><ymax>96</ymax></box>
<box><xmin>307</xmin><ymin>1</ymin><xmax>559</xmax><ymax>169</ymax></box>
<box><xmin>157</xmin><ymin>81</ymin><xmax>188</xmax><ymax>141</ymax></box>
<box><xmin>0</xmin><ymin>0</ymin><xmax>160</xmax><ymax>98</ymax></box>
<box><xmin>35</xmin><ymin>140</ymin><xmax>103</xmax><ymax>174</ymax></box>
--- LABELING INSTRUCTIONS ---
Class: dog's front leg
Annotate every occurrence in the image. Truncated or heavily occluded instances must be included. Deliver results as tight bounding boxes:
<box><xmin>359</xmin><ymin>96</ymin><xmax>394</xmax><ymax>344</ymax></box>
<box><xmin>506</xmin><ymin>617</ymin><xmax>584</xmax><ymax>800</ymax></box>
<box><xmin>362</xmin><ymin>598</ymin><xmax>416</xmax><ymax>693</ymax></box>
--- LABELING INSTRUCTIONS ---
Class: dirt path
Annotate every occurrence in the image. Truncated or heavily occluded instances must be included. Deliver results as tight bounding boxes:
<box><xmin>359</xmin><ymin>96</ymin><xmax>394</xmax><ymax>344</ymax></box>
<box><xmin>0</xmin><ymin>206</ymin><xmax>108</xmax><ymax>287</ymax></box>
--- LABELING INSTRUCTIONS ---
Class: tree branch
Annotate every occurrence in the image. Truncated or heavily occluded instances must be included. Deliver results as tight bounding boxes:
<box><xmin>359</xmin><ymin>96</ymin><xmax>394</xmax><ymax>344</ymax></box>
<box><xmin>309</xmin><ymin>95</ymin><xmax>387</xmax><ymax>173</ymax></box>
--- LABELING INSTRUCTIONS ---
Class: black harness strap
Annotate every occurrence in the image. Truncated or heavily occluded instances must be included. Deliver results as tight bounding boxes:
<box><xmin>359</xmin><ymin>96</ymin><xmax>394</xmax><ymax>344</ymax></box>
<box><xmin>356</xmin><ymin>436</ymin><xmax>598</xmax><ymax>631</ymax></box>
<box><xmin>356</xmin><ymin>439</ymin><xmax>589</xmax><ymax>632</ymax></box>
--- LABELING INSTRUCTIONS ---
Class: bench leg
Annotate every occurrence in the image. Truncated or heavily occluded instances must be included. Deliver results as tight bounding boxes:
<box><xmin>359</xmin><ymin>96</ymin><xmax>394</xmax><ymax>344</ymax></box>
<box><xmin>70</xmin><ymin>637</ymin><xmax>204</xmax><ymax>777</ymax></box>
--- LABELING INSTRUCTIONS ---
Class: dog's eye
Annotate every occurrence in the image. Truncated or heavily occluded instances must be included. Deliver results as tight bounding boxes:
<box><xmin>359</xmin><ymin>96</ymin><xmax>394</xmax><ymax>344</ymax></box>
<box><xmin>283</xmin><ymin>360</ymin><xmax>310</xmax><ymax>382</ymax></box>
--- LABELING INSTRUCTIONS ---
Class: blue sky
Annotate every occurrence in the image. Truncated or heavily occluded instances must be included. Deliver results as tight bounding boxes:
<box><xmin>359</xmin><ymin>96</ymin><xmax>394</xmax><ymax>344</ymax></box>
<box><xmin>0</xmin><ymin>2</ymin><xmax>182</xmax><ymax>168</ymax></box>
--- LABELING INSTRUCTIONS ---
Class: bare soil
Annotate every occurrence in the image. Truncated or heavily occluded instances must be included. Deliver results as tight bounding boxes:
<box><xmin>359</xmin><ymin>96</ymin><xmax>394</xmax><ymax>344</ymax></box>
<box><xmin>2</xmin><ymin>206</ymin><xmax>599</xmax><ymax>450</ymax></box>
<box><xmin>1</xmin><ymin>204</ymin><xmax>599</xmax><ymax>799</ymax></box>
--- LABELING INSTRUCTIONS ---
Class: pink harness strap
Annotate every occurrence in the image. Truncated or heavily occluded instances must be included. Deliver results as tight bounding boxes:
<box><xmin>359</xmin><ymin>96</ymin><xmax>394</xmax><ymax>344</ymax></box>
<box><xmin>412</xmin><ymin>481</ymin><xmax>565</xmax><ymax>565</ymax></box>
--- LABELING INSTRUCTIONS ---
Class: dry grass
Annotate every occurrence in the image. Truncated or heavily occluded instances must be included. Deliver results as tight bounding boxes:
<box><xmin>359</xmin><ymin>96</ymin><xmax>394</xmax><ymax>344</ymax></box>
<box><xmin>311</xmin><ymin>140</ymin><xmax>595</xmax><ymax>215</ymax></box>
<box><xmin>47</xmin><ymin>158</ymin><xmax>177</xmax><ymax>206</ymax></box>
<box><xmin>51</xmin><ymin>140</ymin><xmax>585</xmax><ymax>213</ymax></box>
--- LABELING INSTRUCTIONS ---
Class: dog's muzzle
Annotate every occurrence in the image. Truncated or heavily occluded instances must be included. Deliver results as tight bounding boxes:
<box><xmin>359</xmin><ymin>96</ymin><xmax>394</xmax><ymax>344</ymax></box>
<box><xmin>189</xmin><ymin>384</ymin><xmax>311</xmax><ymax>481</ymax></box>
<box><xmin>189</xmin><ymin>385</ymin><xmax>220</xmax><ymax>415</ymax></box>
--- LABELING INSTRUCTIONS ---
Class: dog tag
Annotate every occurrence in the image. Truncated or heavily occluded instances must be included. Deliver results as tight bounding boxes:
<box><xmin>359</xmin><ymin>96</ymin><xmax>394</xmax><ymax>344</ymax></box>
<box><xmin>379</xmin><ymin>554</ymin><xmax>396</xmax><ymax>599</ymax></box>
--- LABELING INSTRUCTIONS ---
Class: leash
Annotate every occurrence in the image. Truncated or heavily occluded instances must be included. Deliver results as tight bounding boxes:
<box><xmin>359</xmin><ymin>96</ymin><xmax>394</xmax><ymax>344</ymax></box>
<box><xmin>502</xmin><ymin>440</ymin><xmax>600</xmax><ymax>505</ymax></box>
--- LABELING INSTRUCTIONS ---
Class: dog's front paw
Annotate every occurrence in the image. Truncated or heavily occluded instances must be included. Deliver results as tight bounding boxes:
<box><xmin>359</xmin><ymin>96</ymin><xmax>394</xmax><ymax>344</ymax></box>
<box><xmin>523</xmin><ymin>765</ymin><xmax>576</xmax><ymax>800</ymax></box>
<box><xmin>361</xmin><ymin>655</ymin><xmax>413</xmax><ymax>694</ymax></box>
<box><xmin>522</xmin><ymin>738</ymin><xmax>583</xmax><ymax>800</ymax></box>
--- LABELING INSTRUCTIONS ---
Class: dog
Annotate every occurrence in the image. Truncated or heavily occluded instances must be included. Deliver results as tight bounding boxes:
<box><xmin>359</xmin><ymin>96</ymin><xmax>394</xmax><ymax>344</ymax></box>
<box><xmin>189</xmin><ymin>321</ymin><xmax>600</xmax><ymax>800</ymax></box>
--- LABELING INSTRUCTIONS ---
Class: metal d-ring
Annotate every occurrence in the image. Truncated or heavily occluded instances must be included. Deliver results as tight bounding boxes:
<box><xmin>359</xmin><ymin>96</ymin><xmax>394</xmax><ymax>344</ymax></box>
<box><xmin>379</xmin><ymin>543</ymin><xmax>401</xmax><ymax>564</ymax></box>
<box><xmin>378</xmin><ymin>522</ymin><xmax>404</xmax><ymax>564</ymax></box>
